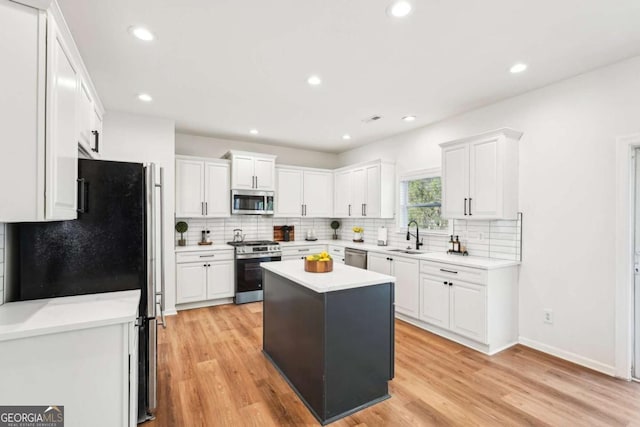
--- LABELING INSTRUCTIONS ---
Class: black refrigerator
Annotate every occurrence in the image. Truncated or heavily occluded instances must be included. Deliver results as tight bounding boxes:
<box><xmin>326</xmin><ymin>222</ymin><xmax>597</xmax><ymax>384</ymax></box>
<box><xmin>9</xmin><ymin>158</ymin><xmax>165</xmax><ymax>424</ymax></box>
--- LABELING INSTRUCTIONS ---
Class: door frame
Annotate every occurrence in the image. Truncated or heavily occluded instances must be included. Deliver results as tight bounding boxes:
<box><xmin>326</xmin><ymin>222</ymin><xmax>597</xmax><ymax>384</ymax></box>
<box><xmin>615</xmin><ymin>133</ymin><xmax>640</xmax><ymax>380</ymax></box>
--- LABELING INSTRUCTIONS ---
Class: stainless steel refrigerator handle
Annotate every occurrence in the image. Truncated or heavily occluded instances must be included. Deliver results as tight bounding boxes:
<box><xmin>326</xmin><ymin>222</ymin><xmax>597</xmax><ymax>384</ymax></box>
<box><xmin>146</xmin><ymin>166</ymin><xmax>157</xmax><ymax>319</ymax></box>
<box><xmin>156</xmin><ymin>167</ymin><xmax>167</xmax><ymax>329</ymax></box>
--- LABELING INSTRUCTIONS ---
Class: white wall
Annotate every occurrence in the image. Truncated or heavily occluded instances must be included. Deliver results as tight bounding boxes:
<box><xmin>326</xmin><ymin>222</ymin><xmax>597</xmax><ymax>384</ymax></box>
<box><xmin>103</xmin><ymin>111</ymin><xmax>177</xmax><ymax>315</ymax></box>
<box><xmin>176</xmin><ymin>133</ymin><xmax>339</xmax><ymax>169</ymax></box>
<box><xmin>338</xmin><ymin>55</ymin><xmax>640</xmax><ymax>374</ymax></box>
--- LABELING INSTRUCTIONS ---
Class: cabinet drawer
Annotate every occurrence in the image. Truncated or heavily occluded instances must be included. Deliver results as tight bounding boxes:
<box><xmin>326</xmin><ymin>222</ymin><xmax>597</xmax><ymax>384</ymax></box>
<box><xmin>282</xmin><ymin>245</ymin><xmax>326</xmax><ymax>256</ymax></box>
<box><xmin>176</xmin><ymin>251</ymin><xmax>233</xmax><ymax>264</ymax></box>
<box><xmin>328</xmin><ymin>245</ymin><xmax>345</xmax><ymax>256</ymax></box>
<box><xmin>419</xmin><ymin>260</ymin><xmax>487</xmax><ymax>285</ymax></box>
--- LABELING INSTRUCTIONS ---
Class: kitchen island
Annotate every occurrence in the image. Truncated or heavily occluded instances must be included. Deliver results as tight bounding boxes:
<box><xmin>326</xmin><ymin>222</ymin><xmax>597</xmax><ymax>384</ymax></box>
<box><xmin>261</xmin><ymin>260</ymin><xmax>395</xmax><ymax>425</ymax></box>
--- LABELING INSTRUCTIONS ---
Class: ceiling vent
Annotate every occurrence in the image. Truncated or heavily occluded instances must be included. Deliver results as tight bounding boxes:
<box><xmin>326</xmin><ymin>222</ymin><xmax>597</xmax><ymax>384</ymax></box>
<box><xmin>362</xmin><ymin>115</ymin><xmax>382</xmax><ymax>123</ymax></box>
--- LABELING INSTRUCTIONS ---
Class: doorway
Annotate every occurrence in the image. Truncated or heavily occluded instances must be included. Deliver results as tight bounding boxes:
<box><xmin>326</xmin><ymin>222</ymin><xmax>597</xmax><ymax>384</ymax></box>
<box><xmin>634</xmin><ymin>148</ymin><xmax>640</xmax><ymax>379</ymax></box>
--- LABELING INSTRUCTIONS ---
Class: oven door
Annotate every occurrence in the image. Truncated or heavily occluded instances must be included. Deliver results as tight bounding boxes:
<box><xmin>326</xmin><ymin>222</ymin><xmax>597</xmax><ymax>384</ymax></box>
<box><xmin>231</xmin><ymin>190</ymin><xmax>274</xmax><ymax>215</ymax></box>
<box><xmin>236</xmin><ymin>255</ymin><xmax>282</xmax><ymax>293</ymax></box>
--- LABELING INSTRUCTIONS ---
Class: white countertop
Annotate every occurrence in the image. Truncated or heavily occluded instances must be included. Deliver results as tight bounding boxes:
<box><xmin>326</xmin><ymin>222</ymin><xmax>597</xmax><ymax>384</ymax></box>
<box><xmin>278</xmin><ymin>239</ymin><xmax>520</xmax><ymax>269</ymax></box>
<box><xmin>261</xmin><ymin>260</ymin><xmax>395</xmax><ymax>293</ymax></box>
<box><xmin>175</xmin><ymin>244</ymin><xmax>233</xmax><ymax>252</ymax></box>
<box><xmin>0</xmin><ymin>290</ymin><xmax>140</xmax><ymax>342</ymax></box>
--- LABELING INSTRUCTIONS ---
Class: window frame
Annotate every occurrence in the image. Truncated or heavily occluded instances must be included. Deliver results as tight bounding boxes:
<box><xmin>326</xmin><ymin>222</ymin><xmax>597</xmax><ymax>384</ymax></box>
<box><xmin>397</xmin><ymin>167</ymin><xmax>451</xmax><ymax>235</ymax></box>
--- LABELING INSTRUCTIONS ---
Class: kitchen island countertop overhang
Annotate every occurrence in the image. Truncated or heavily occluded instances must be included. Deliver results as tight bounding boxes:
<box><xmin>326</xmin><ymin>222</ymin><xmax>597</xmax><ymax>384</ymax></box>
<box><xmin>260</xmin><ymin>260</ymin><xmax>396</xmax><ymax>292</ymax></box>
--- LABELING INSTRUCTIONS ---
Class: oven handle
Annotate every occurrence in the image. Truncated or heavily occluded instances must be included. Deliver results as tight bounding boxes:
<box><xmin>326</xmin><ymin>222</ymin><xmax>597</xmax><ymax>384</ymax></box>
<box><xmin>236</xmin><ymin>255</ymin><xmax>282</xmax><ymax>260</ymax></box>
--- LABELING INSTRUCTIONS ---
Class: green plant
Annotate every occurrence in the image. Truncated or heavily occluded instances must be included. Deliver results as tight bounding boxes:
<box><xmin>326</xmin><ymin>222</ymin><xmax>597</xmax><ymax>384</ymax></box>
<box><xmin>330</xmin><ymin>220</ymin><xmax>340</xmax><ymax>230</ymax></box>
<box><xmin>175</xmin><ymin>221</ymin><xmax>188</xmax><ymax>241</ymax></box>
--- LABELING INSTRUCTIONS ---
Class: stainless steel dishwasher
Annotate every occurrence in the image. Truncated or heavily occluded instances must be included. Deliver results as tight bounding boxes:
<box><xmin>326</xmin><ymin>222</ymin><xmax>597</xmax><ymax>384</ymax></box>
<box><xmin>344</xmin><ymin>248</ymin><xmax>367</xmax><ymax>269</ymax></box>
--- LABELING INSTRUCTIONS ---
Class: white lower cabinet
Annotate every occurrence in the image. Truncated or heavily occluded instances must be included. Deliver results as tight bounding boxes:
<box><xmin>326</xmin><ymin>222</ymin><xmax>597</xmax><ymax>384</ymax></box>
<box><xmin>420</xmin><ymin>276</ymin><xmax>486</xmax><ymax>342</ymax></box>
<box><xmin>413</xmin><ymin>260</ymin><xmax>517</xmax><ymax>354</ymax></box>
<box><xmin>176</xmin><ymin>250</ymin><xmax>234</xmax><ymax>305</ymax></box>
<box><xmin>328</xmin><ymin>245</ymin><xmax>345</xmax><ymax>264</ymax></box>
<box><xmin>367</xmin><ymin>252</ymin><xmax>419</xmax><ymax>317</ymax></box>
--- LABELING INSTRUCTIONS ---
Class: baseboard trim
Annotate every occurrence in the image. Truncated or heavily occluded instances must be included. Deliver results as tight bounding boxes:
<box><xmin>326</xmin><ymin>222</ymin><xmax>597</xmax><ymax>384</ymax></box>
<box><xmin>518</xmin><ymin>337</ymin><xmax>616</xmax><ymax>377</ymax></box>
<box><xmin>175</xmin><ymin>297</ymin><xmax>234</xmax><ymax>311</ymax></box>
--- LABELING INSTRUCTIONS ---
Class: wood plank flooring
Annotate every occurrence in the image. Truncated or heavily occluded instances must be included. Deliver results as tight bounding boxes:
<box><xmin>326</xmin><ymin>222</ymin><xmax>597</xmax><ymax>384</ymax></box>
<box><xmin>146</xmin><ymin>303</ymin><xmax>640</xmax><ymax>426</ymax></box>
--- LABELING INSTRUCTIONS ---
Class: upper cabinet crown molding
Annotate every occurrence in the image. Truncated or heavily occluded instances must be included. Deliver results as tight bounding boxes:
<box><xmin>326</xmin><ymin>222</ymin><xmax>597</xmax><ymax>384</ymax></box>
<box><xmin>440</xmin><ymin>128</ymin><xmax>522</xmax><ymax>220</ymax></box>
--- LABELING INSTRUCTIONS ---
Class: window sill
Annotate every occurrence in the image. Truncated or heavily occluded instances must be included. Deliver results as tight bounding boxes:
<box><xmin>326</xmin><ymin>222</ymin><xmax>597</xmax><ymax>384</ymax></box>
<box><xmin>395</xmin><ymin>228</ymin><xmax>450</xmax><ymax>236</ymax></box>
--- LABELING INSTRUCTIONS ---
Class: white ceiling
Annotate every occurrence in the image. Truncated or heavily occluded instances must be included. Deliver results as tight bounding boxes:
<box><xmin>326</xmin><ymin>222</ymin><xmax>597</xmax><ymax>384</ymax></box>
<box><xmin>58</xmin><ymin>0</ymin><xmax>640</xmax><ymax>153</ymax></box>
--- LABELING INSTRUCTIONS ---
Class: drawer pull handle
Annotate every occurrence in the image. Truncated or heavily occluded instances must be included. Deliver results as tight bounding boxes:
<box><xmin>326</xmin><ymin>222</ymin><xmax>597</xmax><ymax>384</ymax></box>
<box><xmin>439</xmin><ymin>268</ymin><xmax>458</xmax><ymax>274</ymax></box>
<box><xmin>298</xmin><ymin>249</ymin><xmax>310</xmax><ymax>252</ymax></box>
<box><xmin>199</xmin><ymin>255</ymin><xmax>215</xmax><ymax>258</ymax></box>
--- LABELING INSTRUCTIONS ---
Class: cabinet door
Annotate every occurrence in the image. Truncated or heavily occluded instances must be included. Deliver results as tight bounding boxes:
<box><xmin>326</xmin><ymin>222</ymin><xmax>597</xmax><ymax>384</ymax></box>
<box><xmin>275</xmin><ymin>168</ymin><xmax>304</xmax><ymax>216</ymax></box>
<box><xmin>207</xmin><ymin>261</ymin><xmax>234</xmax><ymax>299</ymax></box>
<box><xmin>176</xmin><ymin>159</ymin><xmax>205</xmax><ymax>217</ymax></box>
<box><xmin>364</xmin><ymin>164</ymin><xmax>381</xmax><ymax>218</ymax></box>
<box><xmin>469</xmin><ymin>137</ymin><xmax>502</xmax><ymax>219</ymax></box>
<box><xmin>334</xmin><ymin>170</ymin><xmax>352</xmax><ymax>217</ymax></box>
<box><xmin>204</xmin><ymin>162</ymin><xmax>230</xmax><ymax>217</ymax></box>
<box><xmin>450</xmin><ymin>280</ymin><xmax>487</xmax><ymax>343</ymax></box>
<box><xmin>77</xmin><ymin>79</ymin><xmax>93</xmax><ymax>149</ymax></box>
<box><xmin>254</xmin><ymin>157</ymin><xmax>275</xmax><ymax>190</ymax></box>
<box><xmin>231</xmin><ymin>155</ymin><xmax>255</xmax><ymax>189</ymax></box>
<box><xmin>367</xmin><ymin>252</ymin><xmax>392</xmax><ymax>275</ymax></box>
<box><xmin>350</xmin><ymin>168</ymin><xmax>366</xmax><ymax>218</ymax></box>
<box><xmin>441</xmin><ymin>144</ymin><xmax>469</xmax><ymax>219</ymax></box>
<box><xmin>176</xmin><ymin>263</ymin><xmax>207</xmax><ymax>303</ymax></box>
<box><xmin>303</xmin><ymin>170</ymin><xmax>333</xmax><ymax>217</ymax></box>
<box><xmin>46</xmin><ymin>18</ymin><xmax>79</xmax><ymax>220</ymax></box>
<box><xmin>0</xmin><ymin>1</ymin><xmax>43</xmax><ymax>221</ymax></box>
<box><xmin>393</xmin><ymin>257</ymin><xmax>420</xmax><ymax>317</ymax></box>
<box><xmin>419</xmin><ymin>276</ymin><xmax>450</xmax><ymax>328</ymax></box>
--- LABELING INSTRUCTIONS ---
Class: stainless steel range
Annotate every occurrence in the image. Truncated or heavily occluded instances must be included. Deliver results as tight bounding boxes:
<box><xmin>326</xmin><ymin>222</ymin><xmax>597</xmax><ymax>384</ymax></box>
<box><xmin>228</xmin><ymin>240</ymin><xmax>282</xmax><ymax>304</ymax></box>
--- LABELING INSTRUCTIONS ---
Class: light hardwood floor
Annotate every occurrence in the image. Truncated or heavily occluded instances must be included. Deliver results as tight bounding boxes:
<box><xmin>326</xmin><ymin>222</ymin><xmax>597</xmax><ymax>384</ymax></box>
<box><xmin>147</xmin><ymin>303</ymin><xmax>640</xmax><ymax>426</ymax></box>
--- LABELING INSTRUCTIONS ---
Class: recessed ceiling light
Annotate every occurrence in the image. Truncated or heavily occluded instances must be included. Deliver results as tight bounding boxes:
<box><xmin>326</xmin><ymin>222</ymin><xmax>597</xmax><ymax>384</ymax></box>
<box><xmin>129</xmin><ymin>26</ymin><xmax>155</xmax><ymax>41</ymax></box>
<box><xmin>402</xmin><ymin>115</ymin><xmax>416</xmax><ymax>122</ymax></box>
<box><xmin>510</xmin><ymin>63</ymin><xmax>528</xmax><ymax>73</ymax></box>
<box><xmin>387</xmin><ymin>1</ymin><xmax>412</xmax><ymax>18</ymax></box>
<box><xmin>137</xmin><ymin>93</ymin><xmax>152</xmax><ymax>102</ymax></box>
<box><xmin>250</xmin><ymin>129</ymin><xmax>259</xmax><ymax>135</ymax></box>
<box><xmin>342</xmin><ymin>134</ymin><xmax>351</xmax><ymax>140</ymax></box>
<box><xmin>307</xmin><ymin>75</ymin><xmax>322</xmax><ymax>86</ymax></box>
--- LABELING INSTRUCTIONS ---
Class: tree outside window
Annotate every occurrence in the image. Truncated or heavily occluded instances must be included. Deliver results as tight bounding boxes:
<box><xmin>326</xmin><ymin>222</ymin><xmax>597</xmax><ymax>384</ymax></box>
<box><xmin>400</xmin><ymin>175</ymin><xmax>448</xmax><ymax>231</ymax></box>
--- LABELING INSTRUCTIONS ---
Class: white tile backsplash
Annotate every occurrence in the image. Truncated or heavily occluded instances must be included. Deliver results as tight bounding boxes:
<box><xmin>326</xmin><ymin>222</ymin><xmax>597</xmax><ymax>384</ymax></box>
<box><xmin>173</xmin><ymin>215</ymin><xmax>522</xmax><ymax>262</ymax></box>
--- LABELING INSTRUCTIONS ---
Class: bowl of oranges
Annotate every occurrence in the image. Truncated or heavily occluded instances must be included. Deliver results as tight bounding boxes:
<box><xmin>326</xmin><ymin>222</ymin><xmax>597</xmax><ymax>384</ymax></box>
<box><xmin>304</xmin><ymin>251</ymin><xmax>333</xmax><ymax>273</ymax></box>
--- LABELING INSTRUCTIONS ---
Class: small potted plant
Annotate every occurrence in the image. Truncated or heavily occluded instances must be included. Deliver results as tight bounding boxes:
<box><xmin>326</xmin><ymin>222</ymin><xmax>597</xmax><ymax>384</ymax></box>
<box><xmin>330</xmin><ymin>220</ymin><xmax>340</xmax><ymax>240</ymax></box>
<box><xmin>352</xmin><ymin>226</ymin><xmax>364</xmax><ymax>242</ymax></box>
<box><xmin>175</xmin><ymin>221</ymin><xmax>188</xmax><ymax>246</ymax></box>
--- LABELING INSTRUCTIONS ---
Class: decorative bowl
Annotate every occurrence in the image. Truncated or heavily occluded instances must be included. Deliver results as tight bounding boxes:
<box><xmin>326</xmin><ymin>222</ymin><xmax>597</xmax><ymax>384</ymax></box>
<box><xmin>304</xmin><ymin>259</ymin><xmax>333</xmax><ymax>273</ymax></box>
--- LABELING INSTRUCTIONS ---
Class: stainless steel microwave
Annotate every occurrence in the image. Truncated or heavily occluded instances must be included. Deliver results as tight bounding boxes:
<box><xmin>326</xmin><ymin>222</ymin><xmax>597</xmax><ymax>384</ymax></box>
<box><xmin>231</xmin><ymin>190</ymin><xmax>274</xmax><ymax>215</ymax></box>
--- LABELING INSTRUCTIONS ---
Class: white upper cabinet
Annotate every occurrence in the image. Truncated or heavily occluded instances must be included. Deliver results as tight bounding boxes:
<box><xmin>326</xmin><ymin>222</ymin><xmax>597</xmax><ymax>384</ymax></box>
<box><xmin>333</xmin><ymin>170</ymin><xmax>352</xmax><ymax>217</ymax></box>
<box><xmin>275</xmin><ymin>167</ymin><xmax>333</xmax><ymax>218</ymax></box>
<box><xmin>302</xmin><ymin>169</ymin><xmax>333</xmax><ymax>217</ymax></box>
<box><xmin>225</xmin><ymin>151</ymin><xmax>277</xmax><ymax>191</ymax></box>
<box><xmin>275</xmin><ymin>168</ymin><xmax>304</xmax><ymax>216</ymax></box>
<box><xmin>205</xmin><ymin>161</ymin><xmax>231</xmax><ymax>217</ymax></box>
<box><xmin>440</xmin><ymin>129</ymin><xmax>522</xmax><ymax>220</ymax></box>
<box><xmin>46</xmin><ymin>17</ymin><xmax>79</xmax><ymax>220</ymax></box>
<box><xmin>333</xmin><ymin>160</ymin><xmax>394</xmax><ymax>219</ymax></box>
<box><xmin>176</xmin><ymin>156</ymin><xmax>230</xmax><ymax>218</ymax></box>
<box><xmin>0</xmin><ymin>0</ymin><xmax>104</xmax><ymax>222</ymax></box>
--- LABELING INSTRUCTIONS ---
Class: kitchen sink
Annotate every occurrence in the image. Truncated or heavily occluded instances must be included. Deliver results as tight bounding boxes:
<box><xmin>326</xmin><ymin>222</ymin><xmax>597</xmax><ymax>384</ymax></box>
<box><xmin>388</xmin><ymin>249</ymin><xmax>426</xmax><ymax>255</ymax></box>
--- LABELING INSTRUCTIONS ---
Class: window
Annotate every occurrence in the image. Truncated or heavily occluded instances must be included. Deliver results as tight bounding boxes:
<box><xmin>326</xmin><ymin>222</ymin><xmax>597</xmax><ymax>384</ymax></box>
<box><xmin>399</xmin><ymin>170</ymin><xmax>448</xmax><ymax>231</ymax></box>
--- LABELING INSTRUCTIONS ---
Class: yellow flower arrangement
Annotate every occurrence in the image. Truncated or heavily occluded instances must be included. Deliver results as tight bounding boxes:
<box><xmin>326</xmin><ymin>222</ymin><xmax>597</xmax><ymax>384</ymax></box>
<box><xmin>352</xmin><ymin>226</ymin><xmax>364</xmax><ymax>233</ymax></box>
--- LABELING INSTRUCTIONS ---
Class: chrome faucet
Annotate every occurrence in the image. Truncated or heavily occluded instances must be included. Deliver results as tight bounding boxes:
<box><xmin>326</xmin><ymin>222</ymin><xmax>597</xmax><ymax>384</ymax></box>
<box><xmin>406</xmin><ymin>220</ymin><xmax>423</xmax><ymax>250</ymax></box>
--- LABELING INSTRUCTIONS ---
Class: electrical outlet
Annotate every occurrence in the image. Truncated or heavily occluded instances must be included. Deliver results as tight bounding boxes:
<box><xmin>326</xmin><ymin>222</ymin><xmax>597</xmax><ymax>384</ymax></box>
<box><xmin>478</xmin><ymin>232</ymin><xmax>485</xmax><ymax>241</ymax></box>
<box><xmin>543</xmin><ymin>309</ymin><xmax>553</xmax><ymax>324</ymax></box>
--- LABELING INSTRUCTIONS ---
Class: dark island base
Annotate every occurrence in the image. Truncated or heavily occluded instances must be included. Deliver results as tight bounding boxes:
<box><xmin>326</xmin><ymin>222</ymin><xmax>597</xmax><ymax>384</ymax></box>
<box><xmin>264</xmin><ymin>349</ymin><xmax>391</xmax><ymax>425</ymax></box>
<box><xmin>262</xmin><ymin>270</ymin><xmax>394</xmax><ymax>425</ymax></box>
